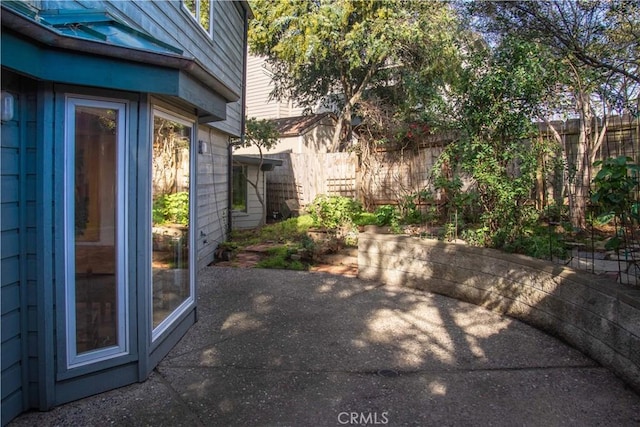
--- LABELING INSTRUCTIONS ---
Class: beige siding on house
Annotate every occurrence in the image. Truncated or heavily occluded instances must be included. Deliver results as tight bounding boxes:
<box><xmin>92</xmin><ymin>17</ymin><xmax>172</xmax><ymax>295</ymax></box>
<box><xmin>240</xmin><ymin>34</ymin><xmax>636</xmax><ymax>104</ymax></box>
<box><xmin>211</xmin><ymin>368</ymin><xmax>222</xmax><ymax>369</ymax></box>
<box><xmin>233</xmin><ymin>115</ymin><xmax>337</xmax><ymax>155</ymax></box>
<box><xmin>232</xmin><ymin>164</ymin><xmax>266</xmax><ymax>229</ymax></box>
<box><xmin>300</xmin><ymin>116</ymin><xmax>335</xmax><ymax>153</ymax></box>
<box><xmin>196</xmin><ymin>128</ymin><xmax>230</xmax><ymax>269</ymax></box>
<box><xmin>245</xmin><ymin>54</ymin><xmax>306</xmax><ymax>120</ymax></box>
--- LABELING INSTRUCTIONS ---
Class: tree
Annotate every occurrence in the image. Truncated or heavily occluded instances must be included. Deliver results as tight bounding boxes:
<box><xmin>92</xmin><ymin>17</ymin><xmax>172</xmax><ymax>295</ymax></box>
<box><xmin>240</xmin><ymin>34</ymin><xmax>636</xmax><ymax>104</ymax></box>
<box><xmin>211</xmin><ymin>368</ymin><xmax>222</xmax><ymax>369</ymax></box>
<box><xmin>441</xmin><ymin>36</ymin><xmax>554</xmax><ymax>243</ymax></box>
<box><xmin>248</xmin><ymin>0</ymin><xmax>460</xmax><ymax>150</ymax></box>
<box><xmin>467</xmin><ymin>0</ymin><xmax>640</xmax><ymax>229</ymax></box>
<box><xmin>233</xmin><ymin>118</ymin><xmax>279</xmax><ymax>225</ymax></box>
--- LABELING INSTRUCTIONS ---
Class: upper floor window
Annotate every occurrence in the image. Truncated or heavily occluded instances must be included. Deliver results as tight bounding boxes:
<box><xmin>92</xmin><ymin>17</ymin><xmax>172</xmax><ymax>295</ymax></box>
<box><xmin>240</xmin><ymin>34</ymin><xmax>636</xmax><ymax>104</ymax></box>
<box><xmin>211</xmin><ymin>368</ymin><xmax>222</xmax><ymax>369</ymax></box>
<box><xmin>184</xmin><ymin>0</ymin><xmax>211</xmax><ymax>36</ymax></box>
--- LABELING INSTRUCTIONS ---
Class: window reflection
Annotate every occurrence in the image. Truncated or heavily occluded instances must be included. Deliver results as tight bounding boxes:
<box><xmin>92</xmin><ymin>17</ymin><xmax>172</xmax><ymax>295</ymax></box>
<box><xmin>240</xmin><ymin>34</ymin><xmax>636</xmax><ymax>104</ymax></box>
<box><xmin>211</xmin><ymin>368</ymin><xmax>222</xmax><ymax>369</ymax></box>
<box><xmin>185</xmin><ymin>0</ymin><xmax>211</xmax><ymax>32</ymax></box>
<box><xmin>232</xmin><ymin>165</ymin><xmax>247</xmax><ymax>211</ymax></box>
<box><xmin>74</xmin><ymin>106</ymin><xmax>118</xmax><ymax>354</ymax></box>
<box><xmin>152</xmin><ymin>114</ymin><xmax>191</xmax><ymax>329</ymax></box>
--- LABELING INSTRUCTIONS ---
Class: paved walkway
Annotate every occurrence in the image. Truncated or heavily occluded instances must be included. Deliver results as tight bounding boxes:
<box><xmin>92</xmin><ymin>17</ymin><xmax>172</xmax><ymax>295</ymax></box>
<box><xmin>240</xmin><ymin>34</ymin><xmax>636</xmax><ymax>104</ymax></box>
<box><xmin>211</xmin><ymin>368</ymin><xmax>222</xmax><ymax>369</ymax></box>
<box><xmin>11</xmin><ymin>268</ymin><xmax>640</xmax><ymax>426</ymax></box>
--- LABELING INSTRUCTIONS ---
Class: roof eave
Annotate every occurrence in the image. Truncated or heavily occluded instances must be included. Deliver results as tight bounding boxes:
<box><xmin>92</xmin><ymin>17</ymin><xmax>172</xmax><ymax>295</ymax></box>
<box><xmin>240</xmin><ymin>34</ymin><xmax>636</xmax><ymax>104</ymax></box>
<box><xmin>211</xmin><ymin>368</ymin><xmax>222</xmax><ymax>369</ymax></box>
<box><xmin>1</xmin><ymin>4</ymin><xmax>240</xmax><ymax>102</ymax></box>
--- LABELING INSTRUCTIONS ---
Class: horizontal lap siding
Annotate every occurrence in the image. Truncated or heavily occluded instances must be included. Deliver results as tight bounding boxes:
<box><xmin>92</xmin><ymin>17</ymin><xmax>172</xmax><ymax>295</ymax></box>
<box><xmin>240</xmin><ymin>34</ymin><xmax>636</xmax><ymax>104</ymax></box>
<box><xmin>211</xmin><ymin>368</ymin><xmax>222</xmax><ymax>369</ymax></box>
<box><xmin>197</xmin><ymin>129</ymin><xmax>229</xmax><ymax>270</ymax></box>
<box><xmin>246</xmin><ymin>55</ymin><xmax>274</xmax><ymax>120</ymax></box>
<box><xmin>42</xmin><ymin>1</ymin><xmax>246</xmax><ymax>136</ymax></box>
<box><xmin>1</xmin><ymin>96</ymin><xmax>23</xmax><ymax>425</ymax></box>
<box><xmin>2</xmin><ymin>77</ymin><xmax>38</xmax><ymax>424</ymax></box>
<box><xmin>23</xmin><ymin>89</ymin><xmax>38</xmax><ymax>411</ymax></box>
<box><xmin>246</xmin><ymin>55</ymin><xmax>307</xmax><ymax>120</ymax></box>
<box><xmin>232</xmin><ymin>164</ymin><xmax>264</xmax><ymax>229</ymax></box>
<box><xmin>99</xmin><ymin>1</ymin><xmax>245</xmax><ymax>137</ymax></box>
<box><xmin>209</xmin><ymin>1</ymin><xmax>245</xmax><ymax>136</ymax></box>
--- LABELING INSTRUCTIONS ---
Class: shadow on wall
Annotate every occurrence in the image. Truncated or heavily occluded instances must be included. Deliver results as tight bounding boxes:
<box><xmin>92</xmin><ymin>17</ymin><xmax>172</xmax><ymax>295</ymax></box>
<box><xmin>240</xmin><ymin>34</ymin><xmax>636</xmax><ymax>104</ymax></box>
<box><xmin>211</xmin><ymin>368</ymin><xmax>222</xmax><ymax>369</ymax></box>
<box><xmin>357</xmin><ymin>228</ymin><xmax>640</xmax><ymax>394</ymax></box>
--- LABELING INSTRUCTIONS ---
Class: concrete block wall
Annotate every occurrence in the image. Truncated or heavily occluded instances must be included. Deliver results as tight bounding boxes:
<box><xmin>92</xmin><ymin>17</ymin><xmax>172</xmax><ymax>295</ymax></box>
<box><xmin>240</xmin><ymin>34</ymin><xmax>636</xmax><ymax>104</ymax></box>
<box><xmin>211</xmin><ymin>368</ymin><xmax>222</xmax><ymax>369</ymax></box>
<box><xmin>358</xmin><ymin>229</ymin><xmax>640</xmax><ymax>393</ymax></box>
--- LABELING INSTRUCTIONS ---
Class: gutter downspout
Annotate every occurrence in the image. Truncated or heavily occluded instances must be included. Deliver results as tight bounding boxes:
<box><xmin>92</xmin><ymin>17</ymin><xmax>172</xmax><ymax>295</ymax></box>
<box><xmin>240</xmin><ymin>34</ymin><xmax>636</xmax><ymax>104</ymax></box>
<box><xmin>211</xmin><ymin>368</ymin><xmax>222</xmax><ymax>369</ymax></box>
<box><xmin>228</xmin><ymin>5</ymin><xmax>250</xmax><ymax>234</ymax></box>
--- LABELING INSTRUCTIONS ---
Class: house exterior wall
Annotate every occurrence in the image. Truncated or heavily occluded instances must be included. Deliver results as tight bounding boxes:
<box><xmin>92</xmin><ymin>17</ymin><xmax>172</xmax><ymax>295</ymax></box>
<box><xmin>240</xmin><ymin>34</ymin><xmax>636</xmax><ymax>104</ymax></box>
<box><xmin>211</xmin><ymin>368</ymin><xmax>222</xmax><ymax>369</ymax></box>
<box><xmin>234</xmin><ymin>115</ymin><xmax>337</xmax><ymax>155</ymax></box>
<box><xmin>1</xmin><ymin>72</ymin><xmax>38</xmax><ymax>425</ymax></box>
<box><xmin>197</xmin><ymin>129</ymin><xmax>230</xmax><ymax>269</ymax></box>
<box><xmin>38</xmin><ymin>0</ymin><xmax>246</xmax><ymax>137</ymax></box>
<box><xmin>1</xmin><ymin>1</ymin><xmax>248</xmax><ymax>423</ymax></box>
<box><xmin>232</xmin><ymin>164</ymin><xmax>266</xmax><ymax>229</ymax></box>
<box><xmin>245</xmin><ymin>54</ymin><xmax>305</xmax><ymax>120</ymax></box>
<box><xmin>299</xmin><ymin>116</ymin><xmax>335</xmax><ymax>153</ymax></box>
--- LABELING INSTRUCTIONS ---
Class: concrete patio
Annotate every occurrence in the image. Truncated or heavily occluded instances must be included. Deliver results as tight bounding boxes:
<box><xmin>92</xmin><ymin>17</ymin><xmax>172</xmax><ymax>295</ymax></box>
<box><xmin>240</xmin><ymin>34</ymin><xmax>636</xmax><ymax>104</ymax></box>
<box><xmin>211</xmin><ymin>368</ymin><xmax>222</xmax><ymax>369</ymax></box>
<box><xmin>10</xmin><ymin>267</ymin><xmax>640</xmax><ymax>426</ymax></box>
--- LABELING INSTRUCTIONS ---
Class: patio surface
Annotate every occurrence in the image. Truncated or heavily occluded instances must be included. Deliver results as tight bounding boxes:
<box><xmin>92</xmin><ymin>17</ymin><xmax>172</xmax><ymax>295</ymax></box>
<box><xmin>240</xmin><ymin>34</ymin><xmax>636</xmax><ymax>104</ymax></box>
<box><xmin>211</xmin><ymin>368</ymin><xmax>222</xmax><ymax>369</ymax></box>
<box><xmin>10</xmin><ymin>267</ymin><xmax>640</xmax><ymax>426</ymax></box>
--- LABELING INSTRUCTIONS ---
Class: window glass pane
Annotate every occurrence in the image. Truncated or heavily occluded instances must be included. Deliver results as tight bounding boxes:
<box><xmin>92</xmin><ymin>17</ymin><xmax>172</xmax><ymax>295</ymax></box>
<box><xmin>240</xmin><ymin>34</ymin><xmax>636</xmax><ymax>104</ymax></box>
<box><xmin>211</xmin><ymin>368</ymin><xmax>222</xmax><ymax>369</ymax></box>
<box><xmin>74</xmin><ymin>106</ymin><xmax>118</xmax><ymax>354</ymax></box>
<box><xmin>185</xmin><ymin>0</ymin><xmax>210</xmax><ymax>33</ymax></box>
<box><xmin>185</xmin><ymin>0</ymin><xmax>196</xmax><ymax>16</ymax></box>
<box><xmin>152</xmin><ymin>114</ymin><xmax>191</xmax><ymax>329</ymax></box>
<box><xmin>232</xmin><ymin>165</ymin><xmax>247</xmax><ymax>211</ymax></box>
<box><xmin>199</xmin><ymin>0</ymin><xmax>210</xmax><ymax>31</ymax></box>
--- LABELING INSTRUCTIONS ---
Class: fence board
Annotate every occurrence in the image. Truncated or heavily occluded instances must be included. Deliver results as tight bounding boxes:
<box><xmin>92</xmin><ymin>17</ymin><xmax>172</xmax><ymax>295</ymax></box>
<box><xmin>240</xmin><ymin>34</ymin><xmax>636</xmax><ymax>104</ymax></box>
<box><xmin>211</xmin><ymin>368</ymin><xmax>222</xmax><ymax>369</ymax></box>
<box><xmin>265</xmin><ymin>116</ymin><xmax>639</xmax><ymax>215</ymax></box>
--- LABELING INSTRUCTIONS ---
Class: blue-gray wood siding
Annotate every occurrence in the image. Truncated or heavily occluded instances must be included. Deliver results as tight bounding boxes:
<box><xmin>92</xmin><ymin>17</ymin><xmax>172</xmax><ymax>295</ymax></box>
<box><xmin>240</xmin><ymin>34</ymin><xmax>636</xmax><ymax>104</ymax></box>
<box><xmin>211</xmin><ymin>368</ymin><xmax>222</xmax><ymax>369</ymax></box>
<box><xmin>196</xmin><ymin>128</ymin><xmax>230</xmax><ymax>270</ymax></box>
<box><xmin>1</xmin><ymin>74</ymin><xmax>37</xmax><ymax>426</ymax></box>
<box><xmin>1</xmin><ymin>107</ymin><xmax>24</xmax><ymax>425</ymax></box>
<box><xmin>38</xmin><ymin>0</ymin><xmax>246</xmax><ymax>137</ymax></box>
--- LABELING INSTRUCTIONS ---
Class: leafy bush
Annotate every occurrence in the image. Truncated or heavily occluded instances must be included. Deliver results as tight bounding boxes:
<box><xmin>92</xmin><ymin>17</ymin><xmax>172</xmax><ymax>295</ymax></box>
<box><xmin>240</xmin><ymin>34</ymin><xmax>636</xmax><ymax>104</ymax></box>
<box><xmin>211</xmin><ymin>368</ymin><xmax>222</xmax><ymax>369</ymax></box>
<box><xmin>398</xmin><ymin>190</ymin><xmax>433</xmax><ymax>224</ymax></box>
<box><xmin>374</xmin><ymin>205</ymin><xmax>400</xmax><ymax>227</ymax></box>
<box><xmin>153</xmin><ymin>192</ymin><xmax>189</xmax><ymax>225</ymax></box>
<box><xmin>255</xmin><ymin>246</ymin><xmax>306</xmax><ymax>270</ymax></box>
<box><xmin>502</xmin><ymin>227</ymin><xmax>567</xmax><ymax>260</ymax></box>
<box><xmin>354</xmin><ymin>212</ymin><xmax>378</xmax><ymax>226</ymax></box>
<box><xmin>591</xmin><ymin>156</ymin><xmax>640</xmax><ymax>250</ymax></box>
<box><xmin>460</xmin><ymin>226</ymin><xmax>490</xmax><ymax>247</ymax></box>
<box><xmin>308</xmin><ymin>195</ymin><xmax>363</xmax><ymax>230</ymax></box>
<box><xmin>231</xmin><ymin>215</ymin><xmax>314</xmax><ymax>246</ymax></box>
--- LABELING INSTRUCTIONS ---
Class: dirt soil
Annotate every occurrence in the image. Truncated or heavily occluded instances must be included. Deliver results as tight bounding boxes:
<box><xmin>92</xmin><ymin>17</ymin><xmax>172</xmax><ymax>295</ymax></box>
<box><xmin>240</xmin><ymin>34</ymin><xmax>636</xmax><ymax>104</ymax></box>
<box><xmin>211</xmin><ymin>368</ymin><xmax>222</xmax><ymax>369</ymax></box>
<box><xmin>212</xmin><ymin>245</ymin><xmax>359</xmax><ymax>277</ymax></box>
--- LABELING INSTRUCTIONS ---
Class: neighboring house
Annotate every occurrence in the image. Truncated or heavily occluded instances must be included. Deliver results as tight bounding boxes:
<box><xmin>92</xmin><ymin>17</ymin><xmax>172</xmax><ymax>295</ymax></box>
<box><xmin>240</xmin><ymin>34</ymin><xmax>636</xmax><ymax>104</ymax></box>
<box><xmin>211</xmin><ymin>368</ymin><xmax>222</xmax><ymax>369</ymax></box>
<box><xmin>0</xmin><ymin>0</ymin><xmax>250</xmax><ymax>424</ymax></box>
<box><xmin>245</xmin><ymin>54</ymin><xmax>306</xmax><ymax>120</ymax></box>
<box><xmin>234</xmin><ymin>112</ymin><xmax>349</xmax><ymax>155</ymax></box>
<box><xmin>232</xmin><ymin>155</ymin><xmax>283</xmax><ymax>229</ymax></box>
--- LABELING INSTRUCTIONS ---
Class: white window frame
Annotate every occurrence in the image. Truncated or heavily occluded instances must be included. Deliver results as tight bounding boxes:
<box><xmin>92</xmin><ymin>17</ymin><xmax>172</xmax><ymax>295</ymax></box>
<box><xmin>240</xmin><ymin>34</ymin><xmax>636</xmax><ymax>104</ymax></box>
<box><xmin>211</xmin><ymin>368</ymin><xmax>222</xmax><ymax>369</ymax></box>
<box><xmin>64</xmin><ymin>96</ymin><xmax>130</xmax><ymax>368</ymax></box>
<box><xmin>183</xmin><ymin>0</ymin><xmax>213</xmax><ymax>38</ymax></box>
<box><xmin>150</xmin><ymin>107</ymin><xmax>197</xmax><ymax>342</ymax></box>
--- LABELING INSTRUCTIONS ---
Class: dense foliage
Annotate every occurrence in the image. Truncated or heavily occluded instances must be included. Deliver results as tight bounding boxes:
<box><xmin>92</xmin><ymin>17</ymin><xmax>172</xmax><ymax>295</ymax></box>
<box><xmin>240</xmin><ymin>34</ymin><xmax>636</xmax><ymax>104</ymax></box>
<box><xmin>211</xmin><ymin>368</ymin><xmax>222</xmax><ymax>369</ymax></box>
<box><xmin>247</xmin><ymin>0</ymin><xmax>640</xmax><ymax>261</ymax></box>
<box><xmin>591</xmin><ymin>156</ymin><xmax>640</xmax><ymax>251</ymax></box>
<box><xmin>249</xmin><ymin>0</ymin><xmax>461</xmax><ymax>149</ymax></box>
<box><xmin>153</xmin><ymin>192</ymin><xmax>189</xmax><ymax>226</ymax></box>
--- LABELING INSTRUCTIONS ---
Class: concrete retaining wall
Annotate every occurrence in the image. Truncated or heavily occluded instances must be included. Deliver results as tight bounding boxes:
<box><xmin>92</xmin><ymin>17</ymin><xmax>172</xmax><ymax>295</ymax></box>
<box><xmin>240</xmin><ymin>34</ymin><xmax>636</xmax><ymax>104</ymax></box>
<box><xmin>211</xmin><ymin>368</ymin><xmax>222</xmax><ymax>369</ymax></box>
<box><xmin>358</xmin><ymin>230</ymin><xmax>640</xmax><ymax>393</ymax></box>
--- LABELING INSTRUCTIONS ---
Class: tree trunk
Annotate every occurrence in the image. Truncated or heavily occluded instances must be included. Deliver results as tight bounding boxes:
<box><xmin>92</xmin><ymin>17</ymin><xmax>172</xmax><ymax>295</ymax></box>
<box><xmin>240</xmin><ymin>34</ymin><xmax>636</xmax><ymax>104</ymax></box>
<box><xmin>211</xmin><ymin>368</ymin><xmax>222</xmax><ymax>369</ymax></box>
<box><xmin>565</xmin><ymin>90</ymin><xmax>607</xmax><ymax>230</ymax></box>
<box><xmin>567</xmin><ymin>99</ymin><xmax>590</xmax><ymax>230</ymax></box>
<box><xmin>244</xmin><ymin>145</ymin><xmax>266</xmax><ymax>227</ymax></box>
<box><xmin>330</xmin><ymin>63</ymin><xmax>380</xmax><ymax>152</ymax></box>
<box><xmin>542</xmin><ymin>89</ymin><xmax>608</xmax><ymax>230</ymax></box>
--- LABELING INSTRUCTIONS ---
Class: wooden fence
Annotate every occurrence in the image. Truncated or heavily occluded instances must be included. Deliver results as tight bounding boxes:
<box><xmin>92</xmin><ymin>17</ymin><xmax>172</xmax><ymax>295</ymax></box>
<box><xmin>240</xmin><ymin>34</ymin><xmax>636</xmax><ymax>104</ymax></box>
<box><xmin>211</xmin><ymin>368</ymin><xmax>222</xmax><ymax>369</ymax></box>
<box><xmin>266</xmin><ymin>152</ymin><xmax>357</xmax><ymax>216</ymax></box>
<box><xmin>265</xmin><ymin>116</ymin><xmax>639</xmax><ymax>216</ymax></box>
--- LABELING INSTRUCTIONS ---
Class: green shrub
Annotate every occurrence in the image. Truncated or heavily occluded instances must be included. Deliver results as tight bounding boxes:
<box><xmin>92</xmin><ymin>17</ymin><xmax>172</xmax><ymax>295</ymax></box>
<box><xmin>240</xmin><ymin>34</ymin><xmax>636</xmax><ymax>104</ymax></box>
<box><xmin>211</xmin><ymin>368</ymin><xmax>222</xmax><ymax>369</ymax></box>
<box><xmin>232</xmin><ymin>215</ymin><xmax>314</xmax><ymax>246</ymax></box>
<box><xmin>591</xmin><ymin>156</ymin><xmax>640</xmax><ymax>251</ymax></box>
<box><xmin>153</xmin><ymin>192</ymin><xmax>189</xmax><ymax>225</ymax></box>
<box><xmin>374</xmin><ymin>205</ymin><xmax>399</xmax><ymax>227</ymax></box>
<box><xmin>460</xmin><ymin>226</ymin><xmax>490</xmax><ymax>246</ymax></box>
<box><xmin>354</xmin><ymin>212</ymin><xmax>377</xmax><ymax>226</ymax></box>
<box><xmin>256</xmin><ymin>246</ymin><xmax>306</xmax><ymax>270</ymax></box>
<box><xmin>308</xmin><ymin>195</ymin><xmax>363</xmax><ymax>230</ymax></box>
<box><xmin>502</xmin><ymin>227</ymin><xmax>567</xmax><ymax>260</ymax></box>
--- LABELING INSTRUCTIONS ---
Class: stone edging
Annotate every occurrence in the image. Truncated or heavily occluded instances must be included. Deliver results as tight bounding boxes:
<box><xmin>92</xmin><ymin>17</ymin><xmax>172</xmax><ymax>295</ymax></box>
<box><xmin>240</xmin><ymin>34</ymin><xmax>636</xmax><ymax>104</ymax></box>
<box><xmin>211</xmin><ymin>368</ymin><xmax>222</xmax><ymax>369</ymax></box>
<box><xmin>357</xmin><ymin>229</ymin><xmax>640</xmax><ymax>393</ymax></box>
